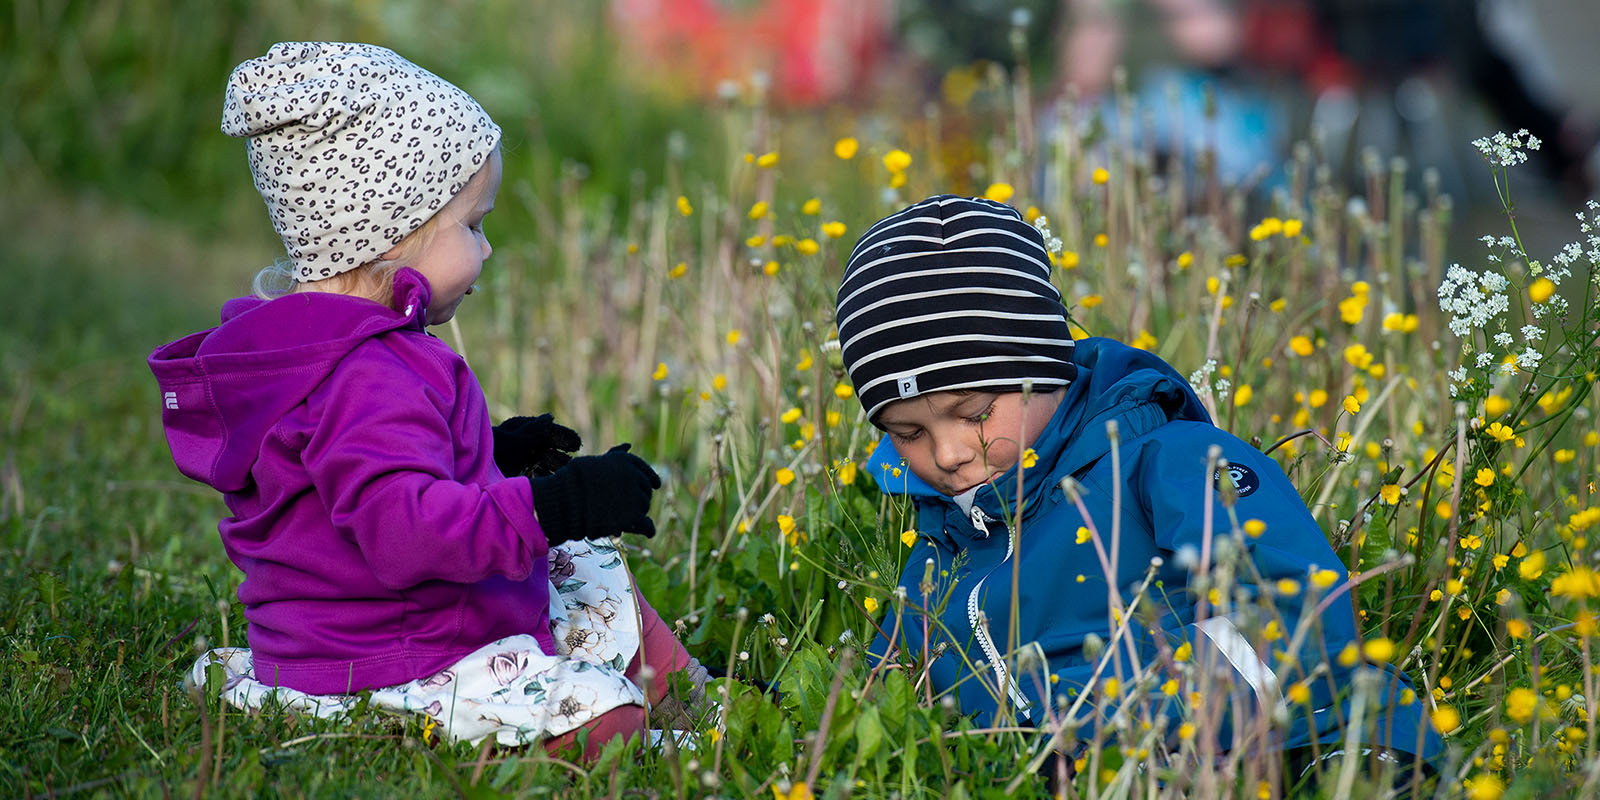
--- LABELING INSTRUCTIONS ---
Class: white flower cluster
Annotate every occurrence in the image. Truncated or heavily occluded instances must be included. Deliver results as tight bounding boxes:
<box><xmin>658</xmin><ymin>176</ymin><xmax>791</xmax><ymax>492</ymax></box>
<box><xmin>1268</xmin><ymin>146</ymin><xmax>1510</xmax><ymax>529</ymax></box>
<box><xmin>1186</xmin><ymin>359</ymin><xmax>1229</xmax><ymax>403</ymax></box>
<box><xmin>1032</xmin><ymin>215</ymin><xmax>1065</xmax><ymax>255</ymax></box>
<box><xmin>1438</xmin><ymin>264</ymin><xmax>1510</xmax><ymax>339</ymax></box>
<box><xmin>1472</xmin><ymin>128</ymin><xmax>1541</xmax><ymax>168</ymax></box>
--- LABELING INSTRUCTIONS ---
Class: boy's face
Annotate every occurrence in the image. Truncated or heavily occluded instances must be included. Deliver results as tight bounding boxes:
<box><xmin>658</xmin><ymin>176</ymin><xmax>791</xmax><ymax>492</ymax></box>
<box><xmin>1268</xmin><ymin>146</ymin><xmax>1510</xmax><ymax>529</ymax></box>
<box><xmin>396</xmin><ymin>149</ymin><xmax>502</xmax><ymax>325</ymax></box>
<box><xmin>876</xmin><ymin>389</ymin><xmax>1062</xmax><ymax>496</ymax></box>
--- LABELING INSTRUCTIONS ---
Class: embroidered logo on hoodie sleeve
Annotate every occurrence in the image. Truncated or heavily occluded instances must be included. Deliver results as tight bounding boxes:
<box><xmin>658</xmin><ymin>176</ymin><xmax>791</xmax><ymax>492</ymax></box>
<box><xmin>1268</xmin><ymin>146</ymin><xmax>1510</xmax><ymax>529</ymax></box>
<box><xmin>1213</xmin><ymin>463</ymin><xmax>1260</xmax><ymax>497</ymax></box>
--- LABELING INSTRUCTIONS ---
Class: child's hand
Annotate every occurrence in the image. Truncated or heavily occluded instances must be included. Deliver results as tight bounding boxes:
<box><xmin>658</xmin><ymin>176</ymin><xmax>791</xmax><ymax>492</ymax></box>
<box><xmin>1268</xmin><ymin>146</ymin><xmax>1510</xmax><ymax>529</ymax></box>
<box><xmin>492</xmin><ymin>414</ymin><xmax>582</xmax><ymax>477</ymax></box>
<box><xmin>528</xmin><ymin>444</ymin><xmax>662</xmax><ymax>545</ymax></box>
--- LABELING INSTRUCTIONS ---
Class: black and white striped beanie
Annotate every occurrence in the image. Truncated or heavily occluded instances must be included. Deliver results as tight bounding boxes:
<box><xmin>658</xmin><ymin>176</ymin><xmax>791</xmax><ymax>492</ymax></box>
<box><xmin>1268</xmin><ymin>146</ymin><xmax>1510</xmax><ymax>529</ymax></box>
<box><xmin>835</xmin><ymin>195</ymin><xmax>1077</xmax><ymax>423</ymax></box>
<box><xmin>222</xmin><ymin>42</ymin><xmax>502</xmax><ymax>281</ymax></box>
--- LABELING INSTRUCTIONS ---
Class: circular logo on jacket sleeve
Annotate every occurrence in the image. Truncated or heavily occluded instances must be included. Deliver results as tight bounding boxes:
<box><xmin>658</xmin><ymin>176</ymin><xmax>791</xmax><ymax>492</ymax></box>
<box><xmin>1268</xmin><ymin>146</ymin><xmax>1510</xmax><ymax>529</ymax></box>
<box><xmin>1214</xmin><ymin>463</ymin><xmax>1260</xmax><ymax>497</ymax></box>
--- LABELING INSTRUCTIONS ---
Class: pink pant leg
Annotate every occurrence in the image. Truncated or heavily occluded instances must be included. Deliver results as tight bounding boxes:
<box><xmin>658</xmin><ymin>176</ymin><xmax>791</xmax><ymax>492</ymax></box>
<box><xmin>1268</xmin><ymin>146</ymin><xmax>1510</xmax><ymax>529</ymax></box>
<box><xmin>541</xmin><ymin>705</ymin><xmax>646</xmax><ymax>762</ymax></box>
<box><xmin>541</xmin><ymin>589</ymin><xmax>693</xmax><ymax>761</ymax></box>
<box><xmin>624</xmin><ymin>590</ymin><xmax>693</xmax><ymax>704</ymax></box>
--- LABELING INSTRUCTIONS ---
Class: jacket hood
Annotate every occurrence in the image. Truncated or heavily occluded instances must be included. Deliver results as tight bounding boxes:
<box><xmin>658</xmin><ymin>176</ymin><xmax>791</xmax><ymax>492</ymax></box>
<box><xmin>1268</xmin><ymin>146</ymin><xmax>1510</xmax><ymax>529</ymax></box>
<box><xmin>148</xmin><ymin>268</ymin><xmax>435</xmax><ymax>492</ymax></box>
<box><xmin>866</xmin><ymin>337</ymin><xmax>1210</xmax><ymax>536</ymax></box>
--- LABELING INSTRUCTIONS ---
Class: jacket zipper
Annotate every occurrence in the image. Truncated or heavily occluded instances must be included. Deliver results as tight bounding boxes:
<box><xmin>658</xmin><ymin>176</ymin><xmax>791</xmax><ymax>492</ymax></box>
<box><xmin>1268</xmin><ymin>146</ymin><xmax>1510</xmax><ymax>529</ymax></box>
<box><xmin>964</xmin><ymin>504</ymin><xmax>1032</xmax><ymax>716</ymax></box>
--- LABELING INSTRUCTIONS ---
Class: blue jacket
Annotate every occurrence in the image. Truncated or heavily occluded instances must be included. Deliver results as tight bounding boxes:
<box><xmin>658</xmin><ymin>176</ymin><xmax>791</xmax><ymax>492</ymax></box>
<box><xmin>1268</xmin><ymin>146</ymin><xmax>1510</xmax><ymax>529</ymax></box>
<box><xmin>866</xmin><ymin>338</ymin><xmax>1440</xmax><ymax>760</ymax></box>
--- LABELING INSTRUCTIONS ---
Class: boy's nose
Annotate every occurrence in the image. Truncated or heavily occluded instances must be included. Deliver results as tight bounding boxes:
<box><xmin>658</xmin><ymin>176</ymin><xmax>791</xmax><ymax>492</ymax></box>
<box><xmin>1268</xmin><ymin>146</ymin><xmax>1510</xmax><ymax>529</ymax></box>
<box><xmin>932</xmin><ymin>433</ymin><xmax>976</xmax><ymax>473</ymax></box>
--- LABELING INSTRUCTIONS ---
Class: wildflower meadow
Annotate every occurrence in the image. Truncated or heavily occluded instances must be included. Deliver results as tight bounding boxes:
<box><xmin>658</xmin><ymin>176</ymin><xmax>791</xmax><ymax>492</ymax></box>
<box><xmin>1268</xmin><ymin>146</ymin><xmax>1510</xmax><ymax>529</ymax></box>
<box><xmin>4</xmin><ymin>3</ymin><xmax>1600</xmax><ymax>798</ymax></box>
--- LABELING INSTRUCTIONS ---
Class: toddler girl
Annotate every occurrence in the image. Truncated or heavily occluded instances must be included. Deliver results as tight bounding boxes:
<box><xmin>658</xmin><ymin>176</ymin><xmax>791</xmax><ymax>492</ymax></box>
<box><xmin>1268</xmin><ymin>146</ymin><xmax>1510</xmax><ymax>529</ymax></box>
<box><xmin>149</xmin><ymin>42</ymin><xmax>705</xmax><ymax>758</ymax></box>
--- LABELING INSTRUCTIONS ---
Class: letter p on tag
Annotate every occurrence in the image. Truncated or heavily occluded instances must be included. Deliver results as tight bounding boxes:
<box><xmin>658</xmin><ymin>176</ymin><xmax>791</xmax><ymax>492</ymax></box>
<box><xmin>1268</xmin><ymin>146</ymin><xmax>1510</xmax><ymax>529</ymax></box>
<box><xmin>896</xmin><ymin>374</ymin><xmax>919</xmax><ymax>398</ymax></box>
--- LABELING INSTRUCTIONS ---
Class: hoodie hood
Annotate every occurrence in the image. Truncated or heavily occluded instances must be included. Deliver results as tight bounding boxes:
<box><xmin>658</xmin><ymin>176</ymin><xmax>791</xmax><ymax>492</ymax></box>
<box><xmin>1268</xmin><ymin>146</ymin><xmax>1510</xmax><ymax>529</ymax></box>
<box><xmin>148</xmin><ymin>268</ymin><xmax>434</xmax><ymax>493</ymax></box>
<box><xmin>866</xmin><ymin>337</ymin><xmax>1210</xmax><ymax>539</ymax></box>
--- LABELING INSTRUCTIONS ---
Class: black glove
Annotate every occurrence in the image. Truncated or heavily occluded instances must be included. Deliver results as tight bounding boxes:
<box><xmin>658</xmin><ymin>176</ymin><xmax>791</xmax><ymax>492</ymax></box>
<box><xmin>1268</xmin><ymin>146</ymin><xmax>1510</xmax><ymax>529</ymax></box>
<box><xmin>493</xmin><ymin>414</ymin><xmax>582</xmax><ymax>477</ymax></box>
<box><xmin>529</xmin><ymin>444</ymin><xmax>662</xmax><ymax>545</ymax></box>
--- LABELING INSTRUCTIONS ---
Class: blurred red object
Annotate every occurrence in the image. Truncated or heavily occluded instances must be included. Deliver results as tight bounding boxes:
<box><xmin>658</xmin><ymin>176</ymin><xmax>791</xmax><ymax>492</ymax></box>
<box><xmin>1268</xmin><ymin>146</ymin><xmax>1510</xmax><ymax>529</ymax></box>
<box><xmin>610</xmin><ymin>0</ymin><xmax>891</xmax><ymax>105</ymax></box>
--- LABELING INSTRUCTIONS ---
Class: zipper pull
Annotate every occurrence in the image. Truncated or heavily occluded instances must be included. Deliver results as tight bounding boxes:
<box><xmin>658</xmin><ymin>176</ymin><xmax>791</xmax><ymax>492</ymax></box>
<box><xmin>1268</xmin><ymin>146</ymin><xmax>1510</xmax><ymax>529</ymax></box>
<box><xmin>969</xmin><ymin>505</ymin><xmax>989</xmax><ymax>535</ymax></box>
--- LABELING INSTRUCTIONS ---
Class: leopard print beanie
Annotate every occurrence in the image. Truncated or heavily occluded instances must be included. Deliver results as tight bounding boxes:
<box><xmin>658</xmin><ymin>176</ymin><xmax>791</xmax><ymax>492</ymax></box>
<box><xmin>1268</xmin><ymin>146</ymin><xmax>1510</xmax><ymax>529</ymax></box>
<box><xmin>222</xmin><ymin>42</ymin><xmax>502</xmax><ymax>281</ymax></box>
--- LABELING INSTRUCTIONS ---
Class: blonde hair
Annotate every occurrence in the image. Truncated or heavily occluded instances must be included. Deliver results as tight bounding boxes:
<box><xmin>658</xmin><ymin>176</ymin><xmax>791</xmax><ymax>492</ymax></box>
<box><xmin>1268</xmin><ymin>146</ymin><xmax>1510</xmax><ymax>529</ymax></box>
<box><xmin>252</xmin><ymin>214</ymin><xmax>442</xmax><ymax>306</ymax></box>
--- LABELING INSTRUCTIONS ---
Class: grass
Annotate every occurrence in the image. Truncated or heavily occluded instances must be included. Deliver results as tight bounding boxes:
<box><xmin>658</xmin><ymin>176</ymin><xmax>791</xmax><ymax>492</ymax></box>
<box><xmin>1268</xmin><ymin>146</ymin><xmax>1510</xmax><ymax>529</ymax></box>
<box><xmin>5</xmin><ymin>4</ymin><xmax>1600</xmax><ymax>798</ymax></box>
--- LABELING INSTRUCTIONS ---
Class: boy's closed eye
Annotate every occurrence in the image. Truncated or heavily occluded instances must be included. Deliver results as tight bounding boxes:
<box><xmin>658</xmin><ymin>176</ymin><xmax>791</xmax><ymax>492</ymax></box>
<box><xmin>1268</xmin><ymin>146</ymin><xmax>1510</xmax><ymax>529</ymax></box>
<box><xmin>882</xmin><ymin>393</ymin><xmax>998</xmax><ymax>442</ymax></box>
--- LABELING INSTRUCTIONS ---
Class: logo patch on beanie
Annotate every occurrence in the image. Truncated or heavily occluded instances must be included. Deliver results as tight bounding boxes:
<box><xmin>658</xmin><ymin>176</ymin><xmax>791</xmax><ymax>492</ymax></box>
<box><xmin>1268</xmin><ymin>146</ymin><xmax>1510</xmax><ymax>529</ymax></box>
<box><xmin>896</xmin><ymin>374</ymin><xmax>919</xmax><ymax>398</ymax></box>
<box><xmin>1213</xmin><ymin>463</ymin><xmax>1260</xmax><ymax>497</ymax></box>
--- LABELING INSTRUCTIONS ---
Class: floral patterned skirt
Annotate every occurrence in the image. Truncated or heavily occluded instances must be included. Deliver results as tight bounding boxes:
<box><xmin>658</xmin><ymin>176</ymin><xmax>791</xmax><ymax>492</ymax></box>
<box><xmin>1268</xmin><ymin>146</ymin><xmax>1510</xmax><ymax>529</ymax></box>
<box><xmin>188</xmin><ymin>541</ymin><xmax>646</xmax><ymax>746</ymax></box>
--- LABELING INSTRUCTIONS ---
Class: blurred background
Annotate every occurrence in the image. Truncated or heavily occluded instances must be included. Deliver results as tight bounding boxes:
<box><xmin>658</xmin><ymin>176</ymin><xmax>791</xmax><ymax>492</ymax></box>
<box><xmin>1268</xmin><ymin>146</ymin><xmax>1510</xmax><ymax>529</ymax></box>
<box><xmin>4</xmin><ymin>0</ymin><xmax>1598</xmax><ymax>290</ymax></box>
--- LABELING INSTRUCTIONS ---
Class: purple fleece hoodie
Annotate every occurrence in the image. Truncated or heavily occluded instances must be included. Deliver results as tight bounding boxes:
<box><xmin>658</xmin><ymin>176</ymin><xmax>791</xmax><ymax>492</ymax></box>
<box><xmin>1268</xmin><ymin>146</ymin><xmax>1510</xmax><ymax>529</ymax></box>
<box><xmin>149</xmin><ymin>268</ymin><xmax>556</xmax><ymax>694</ymax></box>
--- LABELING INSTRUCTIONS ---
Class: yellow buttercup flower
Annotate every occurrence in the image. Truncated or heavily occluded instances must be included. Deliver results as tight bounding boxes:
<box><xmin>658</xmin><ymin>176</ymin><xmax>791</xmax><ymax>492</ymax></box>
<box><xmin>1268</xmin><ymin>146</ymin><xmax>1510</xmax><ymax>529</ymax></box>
<box><xmin>668</xmin><ymin>261</ymin><xmax>688</xmax><ymax>279</ymax></box>
<box><xmin>773</xmin><ymin>781</ymin><xmax>814</xmax><ymax>800</ymax></box>
<box><xmin>1075</xmin><ymin>526</ymin><xmax>1092</xmax><ymax>545</ymax></box>
<box><xmin>834</xmin><ymin>137</ymin><xmax>858</xmax><ymax>160</ymax></box>
<box><xmin>795</xmin><ymin>238</ymin><xmax>820</xmax><ymax>256</ymax></box>
<box><xmin>1282</xmin><ymin>219</ymin><xmax>1303</xmax><ymax>238</ymax></box>
<box><xmin>726</xmin><ymin>329</ymin><xmax>742</xmax><ymax>345</ymax></box>
<box><xmin>1233</xmin><ymin>385</ymin><xmax>1253</xmax><ymax>407</ymax></box>
<box><xmin>821</xmin><ymin>221</ymin><xmax>847</xmax><ymax>238</ymax></box>
<box><xmin>1464</xmin><ymin>774</ymin><xmax>1505</xmax><ymax>800</ymax></box>
<box><xmin>781</xmin><ymin>407</ymin><xmax>803</xmax><ymax>424</ymax></box>
<box><xmin>1529</xmin><ymin>277</ymin><xmax>1555</xmax><ymax>303</ymax></box>
<box><xmin>1506</xmin><ymin>687</ymin><xmax>1538</xmax><ymax>723</ymax></box>
<box><xmin>883</xmin><ymin>149</ymin><xmax>912</xmax><ymax>172</ymax></box>
<box><xmin>1362</xmin><ymin>638</ymin><xmax>1395</xmax><ymax>663</ymax></box>
<box><xmin>676</xmin><ymin>195</ymin><xmax>693</xmax><ymax>216</ymax></box>
<box><xmin>1020</xmin><ymin>448</ymin><xmax>1038</xmax><ymax>468</ymax></box>
<box><xmin>1342</xmin><ymin>395</ymin><xmax>1361</xmax><ymax>415</ymax></box>
<box><xmin>1091</xmin><ymin>167</ymin><xmax>1109</xmax><ymax>185</ymax></box>
<box><xmin>756</xmin><ymin>151</ymin><xmax>779</xmax><ymax>168</ymax></box>
<box><xmin>901</xmin><ymin>529</ymin><xmax>918</xmax><ymax>548</ymax></box>
<box><xmin>1552</xmin><ymin>567</ymin><xmax>1600</xmax><ymax>599</ymax></box>
<box><xmin>652</xmin><ymin>362</ymin><xmax>669</xmax><ymax>381</ymax></box>
<box><xmin>1336</xmin><ymin>643</ymin><xmax>1359</xmax><ymax>667</ymax></box>
<box><xmin>1289</xmin><ymin>335</ymin><xmax>1313</xmax><ymax>356</ymax></box>
<box><xmin>712</xmin><ymin>373</ymin><xmax>727</xmax><ymax>392</ymax></box>
<box><xmin>837</xmin><ymin>460</ymin><xmax>857</xmax><ymax>485</ymax></box>
<box><xmin>863</xmin><ymin>596</ymin><xmax>879</xmax><ymax>614</ymax></box>
<box><xmin>834</xmin><ymin>383</ymin><xmax>855</xmax><ymax>399</ymax></box>
<box><xmin>747</xmin><ymin>201</ymin><xmax>769</xmax><ymax>220</ymax></box>
<box><xmin>1432</xmin><ymin>705</ymin><xmax>1461</xmax><ymax>734</ymax></box>
<box><xmin>801</xmin><ymin>197</ymin><xmax>821</xmax><ymax>215</ymax></box>
<box><xmin>775</xmin><ymin>468</ymin><xmax>796</xmax><ymax>486</ymax></box>
<box><xmin>983</xmin><ymin>182</ymin><xmax>1014</xmax><ymax>203</ymax></box>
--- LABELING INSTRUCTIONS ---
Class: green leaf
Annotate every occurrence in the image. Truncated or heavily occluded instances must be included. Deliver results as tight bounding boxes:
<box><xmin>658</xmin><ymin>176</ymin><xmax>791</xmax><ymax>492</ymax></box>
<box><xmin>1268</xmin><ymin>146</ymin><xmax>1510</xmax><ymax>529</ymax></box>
<box><xmin>855</xmin><ymin>704</ymin><xmax>884</xmax><ymax>761</ymax></box>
